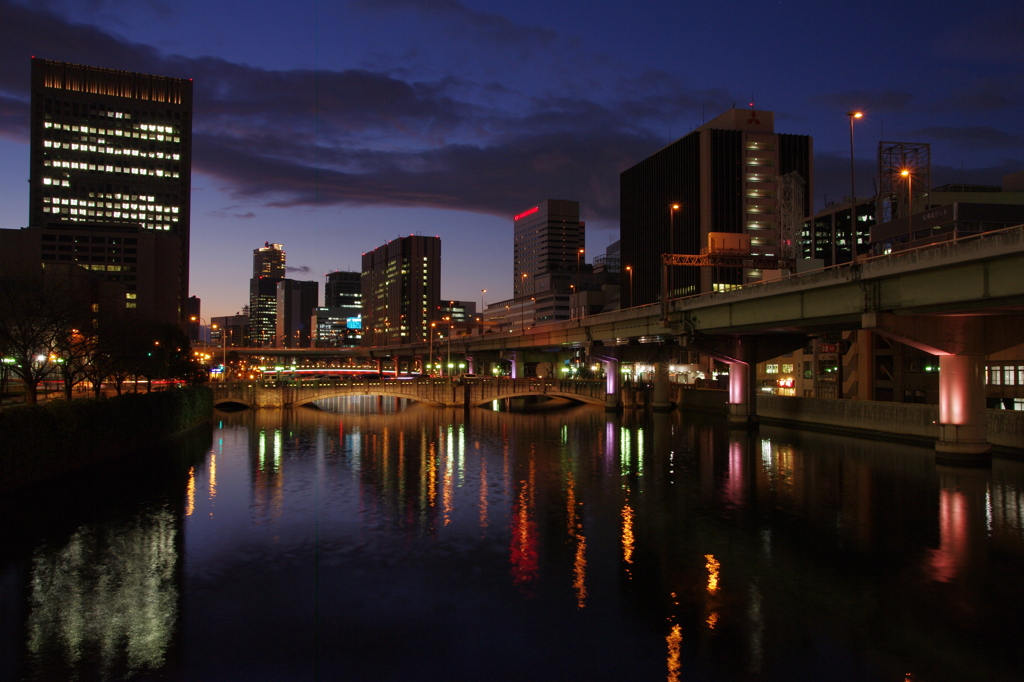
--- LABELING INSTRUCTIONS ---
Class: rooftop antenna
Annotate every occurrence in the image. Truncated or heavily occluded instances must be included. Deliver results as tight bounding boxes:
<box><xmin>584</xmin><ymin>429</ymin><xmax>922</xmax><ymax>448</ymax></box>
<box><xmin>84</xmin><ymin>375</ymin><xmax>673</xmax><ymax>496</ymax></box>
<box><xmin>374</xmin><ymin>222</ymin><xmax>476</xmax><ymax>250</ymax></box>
<box><xmin>750</xmin><ymin>93</ymin><xmax>754</xmax><ymax>109</ymax></box>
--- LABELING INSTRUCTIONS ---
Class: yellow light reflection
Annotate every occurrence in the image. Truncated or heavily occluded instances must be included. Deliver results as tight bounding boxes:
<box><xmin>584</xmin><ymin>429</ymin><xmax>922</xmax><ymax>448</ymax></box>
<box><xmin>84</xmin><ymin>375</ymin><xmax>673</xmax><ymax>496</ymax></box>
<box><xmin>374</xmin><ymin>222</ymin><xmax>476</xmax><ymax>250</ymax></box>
<box><xmin>479</xmin><ymin>455</ymin><xmax>488</xmax><ymax>529</ymax></box>
<box><xmin>706</xmin><ymin>611</ymin><xmax>719</xmax><ymax>629</ymax></box>
<box><xmin>185</xmin><ymin>467</ymin><xmax>195</xmax><ymax>516</ymax></box>
<box><xmin>208</xmin><ymin>454</ymin><xmax>217</xmax><ymax>501</ymax></box>
<box><xmin>573</xmin><ymin>532</ymin><xmax>587</xmax><ymax>609</ymax></box>
<box><xmin>666</xmin><ymin>623</ymin><xmax>682</xmax><ymax>682</ymax></box>
<box><xmin>622</xmin><ymin>501</ymin><xmax>635</xmax><ymax>564</ymax></box>
<box><xmin>705</xmin><ymin>554</ymin><xmax>720</xmax><ymax>594</ymax></box>
<box><xmin>427</xmin><ymin>442</ymin><xmax>437</xmax><ymax>508</ymax></box>
<box><xmin>442</xmin><ymin>446</ymin><xmax>453</xmax><ymax>525</ymax></box>
<box><xmin>566</xmin><ymin>470</ymin><xmax>577</xmax><ymax>535</ymax></box>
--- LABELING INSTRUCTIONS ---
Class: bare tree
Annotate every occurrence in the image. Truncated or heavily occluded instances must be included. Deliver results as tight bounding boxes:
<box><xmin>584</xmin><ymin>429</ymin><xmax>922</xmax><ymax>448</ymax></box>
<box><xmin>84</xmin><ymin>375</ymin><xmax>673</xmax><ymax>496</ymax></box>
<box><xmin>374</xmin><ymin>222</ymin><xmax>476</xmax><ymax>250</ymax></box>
<box><xmin>0</xmin><ymin>265</ymin><xmax>84</xmax><ymax>405</ymax></box>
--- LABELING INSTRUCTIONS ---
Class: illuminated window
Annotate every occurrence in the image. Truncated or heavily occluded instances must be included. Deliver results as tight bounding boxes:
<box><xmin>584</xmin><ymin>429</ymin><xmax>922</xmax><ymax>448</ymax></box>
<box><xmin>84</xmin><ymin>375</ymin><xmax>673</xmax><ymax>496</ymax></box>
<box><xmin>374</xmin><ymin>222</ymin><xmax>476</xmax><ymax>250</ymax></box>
<box><xmin>781</xmin><ymin>364</ymin><xmax>793</xmax><ymax>374</ymax></box>
<box><xmin>766</xmin><ymin>364</ymin><xmax>778</xmax><ymax>374</ymax></box>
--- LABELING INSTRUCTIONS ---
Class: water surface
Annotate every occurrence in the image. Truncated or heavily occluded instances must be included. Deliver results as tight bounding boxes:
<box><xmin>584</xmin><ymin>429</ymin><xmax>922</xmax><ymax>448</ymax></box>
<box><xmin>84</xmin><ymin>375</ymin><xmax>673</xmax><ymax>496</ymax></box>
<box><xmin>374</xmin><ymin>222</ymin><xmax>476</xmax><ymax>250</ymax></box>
<box><xmin>2</xmin><ymin>399</ymin><xmax>1023</xmax><ymax>681</ymax></box>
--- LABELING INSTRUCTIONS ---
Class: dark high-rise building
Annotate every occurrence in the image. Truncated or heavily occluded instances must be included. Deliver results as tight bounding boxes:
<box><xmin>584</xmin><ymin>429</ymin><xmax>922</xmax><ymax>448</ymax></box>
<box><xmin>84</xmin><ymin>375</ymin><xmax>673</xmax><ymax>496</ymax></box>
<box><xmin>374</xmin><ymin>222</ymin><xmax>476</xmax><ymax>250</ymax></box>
<box><xmin>249</xmin><ymin>242</ymin><xmax>285</xmax><ymax>347</ymax></box>
<box><xmin>28</xmin><ymin>58</ymin><xmax>193</xmax><ymax>325</ymax></box>
<box><xmin>324</xmin><ymin>270</ymin><xmax>361</xmax><ymax>309</ymax></box>
<box><xmin>275</xmin><ymin>279</ymin><xmax>318</xmax><ymax>348</ymax></box>
<box><xmin>187</xmin><ymin>296</ymin><xmax>201</xmax><ymax>341</ymax></box>
<box><xmin>361</xmin><ymin>236</ymin><xmax>440</xmax><ymax>347</ymax></box>
<box><xmin>620</xmin><ymin>108</ymin><xmax>812</xmax><ymax>306</ymax></box>
<box><xmin>513</xmin><ymin>199</ymin><xmax>585</xmax><ymax>298</ymax></box>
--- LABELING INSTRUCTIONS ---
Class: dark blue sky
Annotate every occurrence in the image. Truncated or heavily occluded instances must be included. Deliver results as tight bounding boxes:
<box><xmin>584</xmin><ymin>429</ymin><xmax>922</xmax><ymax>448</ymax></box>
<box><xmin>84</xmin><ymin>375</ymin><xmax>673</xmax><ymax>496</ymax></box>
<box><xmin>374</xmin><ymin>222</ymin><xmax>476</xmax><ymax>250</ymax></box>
<box><xmin>1</xmin><ymin>0</ymin><xmax>1021</xmax><ymax>316</ymax></box>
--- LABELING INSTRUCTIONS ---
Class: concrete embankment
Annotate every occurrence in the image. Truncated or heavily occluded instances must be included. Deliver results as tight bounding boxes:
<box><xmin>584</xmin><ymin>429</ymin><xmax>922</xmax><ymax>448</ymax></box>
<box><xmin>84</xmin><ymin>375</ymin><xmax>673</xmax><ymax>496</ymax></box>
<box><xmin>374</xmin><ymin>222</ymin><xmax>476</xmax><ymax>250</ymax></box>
<box><xmin>0</xmin><ymin>385</ymin><xmax>213</xmax><ymax>491</ymax></box>
<box><xmin>676</xmin><ymin>388</ymin><xmax>1023</xmax><ymax>453</ymax></box>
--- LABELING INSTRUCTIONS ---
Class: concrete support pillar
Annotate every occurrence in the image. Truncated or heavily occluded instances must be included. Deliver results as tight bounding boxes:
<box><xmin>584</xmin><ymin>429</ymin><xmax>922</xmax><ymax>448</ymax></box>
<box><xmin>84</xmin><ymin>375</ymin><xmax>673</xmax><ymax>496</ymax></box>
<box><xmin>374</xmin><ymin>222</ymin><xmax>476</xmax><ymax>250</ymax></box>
<box><xmin>651</xmin><ymin>361</ymin><xmax>673</xmax><ymax>412</ymax></box>
<box><xmin>466</xmin><ymin>356</ymin><xmax>475</xmax><ymax>374</ymax></box>
<box><xmin>509</xmin><ymin>352</ymin><xmax>524</xmax><ymax>379</ymax></box>
<box><xmin>603</xmin><ymin>357</ymin><xmax>622</xmax><ymax>412</ymax></box>
<box><xmin>727</xmin><ymin>338</ymin><xmax>757</xmax><ymax>427</ymax></box>
<box><xmin>936</xmin><ymin>353</ymin><xmax>990</xmax><ymax>460</ymax></box>
<box><xmin>856</xmin><ymin>330</ymin><xmax>874</xmax><ymax>400</ymax></box>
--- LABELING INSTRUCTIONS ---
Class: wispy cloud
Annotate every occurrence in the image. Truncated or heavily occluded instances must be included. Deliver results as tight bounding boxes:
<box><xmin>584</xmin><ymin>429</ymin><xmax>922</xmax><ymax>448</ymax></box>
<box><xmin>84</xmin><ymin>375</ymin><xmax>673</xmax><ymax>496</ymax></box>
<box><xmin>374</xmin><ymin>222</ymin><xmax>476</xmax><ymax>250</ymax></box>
<box><xmin>905</xmin><ymin>126</ymin><xmax>1024</xmax><ymax>149</ymax></box>
<box><xmin>809</xmin><ymin>90</ymin><xmax>915</xmax><ymax>113</ymax></box>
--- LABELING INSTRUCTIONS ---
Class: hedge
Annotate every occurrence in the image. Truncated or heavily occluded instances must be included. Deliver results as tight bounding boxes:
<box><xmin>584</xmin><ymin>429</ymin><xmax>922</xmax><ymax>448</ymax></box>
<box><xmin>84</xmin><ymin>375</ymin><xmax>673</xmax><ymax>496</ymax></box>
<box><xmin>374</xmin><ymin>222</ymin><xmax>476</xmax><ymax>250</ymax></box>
<box><xmin>0</xmin><ymin>385</ymin><xmax>212</xmax><ymax>491</ymax></box>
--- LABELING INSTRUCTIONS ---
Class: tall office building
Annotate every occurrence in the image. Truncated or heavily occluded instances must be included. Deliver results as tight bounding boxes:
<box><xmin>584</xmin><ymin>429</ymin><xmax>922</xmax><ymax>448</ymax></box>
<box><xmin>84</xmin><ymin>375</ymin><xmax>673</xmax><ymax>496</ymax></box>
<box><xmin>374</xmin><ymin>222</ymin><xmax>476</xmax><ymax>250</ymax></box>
<box><xmin>620</xmin><ymin>108</ymin><xmax>812</xmax><ymax>305</ymax></box>
<box><xmin>28</xmin><ymin>58</ymin><xmax>192</xmax><ymax>325</ymax></box>
<box><xmin>275</xmin><ymin>279</ymin><xmax>318</xmax><ymax>348</ymax></box>
<box><xmin>513</xmin><ymin>199</ymin><xmax>585</xmax><ymax>297</ymax></box>
<box><xmin>249</xmin><ymin>242</ymin><xmax>285</xmax><ymax>347</ymax></box>
<box><xmin>361</xmin><ymin>236</ymin><xmax>440</xmax><ymax>347</ymax></box>
<box><xmin>324</xmin><ymin>270</ymin><xmax>362</xmax><ymax>310</ymax></box>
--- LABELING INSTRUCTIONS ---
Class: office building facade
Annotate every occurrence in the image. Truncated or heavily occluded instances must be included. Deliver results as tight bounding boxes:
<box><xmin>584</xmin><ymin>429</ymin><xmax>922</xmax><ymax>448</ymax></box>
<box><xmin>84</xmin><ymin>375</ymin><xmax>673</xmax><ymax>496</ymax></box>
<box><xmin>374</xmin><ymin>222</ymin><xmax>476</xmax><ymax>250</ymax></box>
<box><xmin>28</xmin><ymin>58</ymin><xmax>192</xmax><ymax>325</ymax></box>
<box><xmin>249</xmin><ymin>242</ymin><xmax>285</xmax><ymax>347</ymax></box>
<box><xmin>620</xmin><ymin>108</ymin><xmax>812</xmax><ymax>305</ymax></box>
<box><xmin>361</xmin><ymin>236</ymin><xmax>440</xmax><ymax>347</ymax></box>
<box><xmin>275</xmin><ymin>279</ymin><xmax>318</xmax><ymax>348</ymax></box>
<box><xmin>513</xmin><ymin>200</ymin><xmax>585</xmax><ymax>298</ymax></box>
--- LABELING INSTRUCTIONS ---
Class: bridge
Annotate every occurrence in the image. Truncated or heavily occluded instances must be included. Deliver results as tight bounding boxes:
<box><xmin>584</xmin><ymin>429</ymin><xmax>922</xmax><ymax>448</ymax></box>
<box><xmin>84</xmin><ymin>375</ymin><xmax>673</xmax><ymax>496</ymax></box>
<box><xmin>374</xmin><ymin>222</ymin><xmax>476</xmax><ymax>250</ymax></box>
<box><xmin>221</xmin><ymin>227</ymin><xmax>1024</xmax><ymax>459</ymax></box>
<box><xmin>211</xmin><ymin>377</ymin><xmax>612</xmax><ymax>409</ymax></box>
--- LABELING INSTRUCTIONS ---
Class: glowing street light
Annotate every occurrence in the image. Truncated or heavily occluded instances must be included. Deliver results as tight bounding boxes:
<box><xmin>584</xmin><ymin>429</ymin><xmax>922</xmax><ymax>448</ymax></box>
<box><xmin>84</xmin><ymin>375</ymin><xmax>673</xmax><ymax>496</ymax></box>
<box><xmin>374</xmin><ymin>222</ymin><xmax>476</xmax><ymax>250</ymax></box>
<box><xmin>901</xmin><ymin>168</ymin><xmax>914</xmax><ymax>244</ymax></box>
<box><xmin>847</xmin><ymin>111</ymin><xmax>863</xmax><ymax>264</ymax></box>
<box><xmin>625</xmin><ymin>265</ymin><xmax>633</xmax><ymax>308</ymax></box>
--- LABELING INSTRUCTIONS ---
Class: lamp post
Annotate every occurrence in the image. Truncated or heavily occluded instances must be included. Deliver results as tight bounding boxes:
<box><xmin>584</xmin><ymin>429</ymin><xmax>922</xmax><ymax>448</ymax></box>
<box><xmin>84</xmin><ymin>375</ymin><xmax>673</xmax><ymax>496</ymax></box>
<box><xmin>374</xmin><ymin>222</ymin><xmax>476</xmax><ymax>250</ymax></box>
<box><xmin>847</xmin><ymin>111</ymin><xmax>863</xmax><ymax>264</ymax></box>
<box><xmin>428</xmin><ymin>322</ymin><xmax>436</xmax><ymax>376</ymax></box>
<box><xmin>480</xmin><ymin>289</ymin><xmax>486</xmax><ymax>332</ymax></box>
<box><xmin>625</xmin><ymin>265</ymin><xmax>633</xmax><ymax>308</ymax></box>
<box><xmin>447</xmin><ymin>323</ymin><xmax>453</xmax><ymax>377</ymax></box>
<box><xmin>669</xmin><ymin>204</ymin><xmax>679</xmax><ymax>297</ymax></box>
<box><xmin>901</xmin><ymin>169</ymin><xmax>913</xmax><ymax>246</ymax></box>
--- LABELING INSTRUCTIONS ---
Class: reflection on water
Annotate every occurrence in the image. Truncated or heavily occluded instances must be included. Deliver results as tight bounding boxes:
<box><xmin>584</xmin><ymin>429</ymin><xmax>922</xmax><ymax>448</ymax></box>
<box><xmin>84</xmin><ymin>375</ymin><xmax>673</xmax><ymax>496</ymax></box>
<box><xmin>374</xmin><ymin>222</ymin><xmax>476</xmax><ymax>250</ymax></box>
<box><xmin>26</xmin><ymin>507</ymin><xmax>179</xmax><ymax>675</ymax></box>
<box><xmin>2</xmin><ymin>401</ymin><xmax>1023</xmax><ymax>681</ymax></box>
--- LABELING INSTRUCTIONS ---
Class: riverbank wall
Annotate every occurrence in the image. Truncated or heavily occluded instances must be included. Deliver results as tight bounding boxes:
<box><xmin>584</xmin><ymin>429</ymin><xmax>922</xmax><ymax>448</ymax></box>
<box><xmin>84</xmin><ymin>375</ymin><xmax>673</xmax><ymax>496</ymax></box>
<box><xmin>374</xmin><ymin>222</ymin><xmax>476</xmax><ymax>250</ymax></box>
<box><xmin>0</xmin><ymin>385</ymin><xmax>213</xmax><ymax>491</ymax></box>
<box><xmin>676</xmin><ymin>388</ymin><xmax>1024</xmax><ymax>453</ymax></box>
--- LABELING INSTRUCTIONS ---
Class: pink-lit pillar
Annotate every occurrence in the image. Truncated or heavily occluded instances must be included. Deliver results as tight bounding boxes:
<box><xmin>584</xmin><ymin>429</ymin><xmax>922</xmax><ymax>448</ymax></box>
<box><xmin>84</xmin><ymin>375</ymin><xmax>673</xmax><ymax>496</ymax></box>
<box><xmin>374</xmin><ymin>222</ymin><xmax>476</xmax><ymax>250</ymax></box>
<box><xmin>727</xmin><ymin>338</ymin><xmax>757</xmax><ymax>426</ymax></box>
<box><xmin>603</xmin><ymin>357</ymin><xmax>622</xmax><ymax>412</ymax></box>
<box><xmin>936</xmin><ymin>353</ymin><xmax>990</xmax><ymax>458</ymax></box>
<box><xmin>466</xmin><ymin>356</ymin><xmax>475</xmax><ymax>374</ymax></box>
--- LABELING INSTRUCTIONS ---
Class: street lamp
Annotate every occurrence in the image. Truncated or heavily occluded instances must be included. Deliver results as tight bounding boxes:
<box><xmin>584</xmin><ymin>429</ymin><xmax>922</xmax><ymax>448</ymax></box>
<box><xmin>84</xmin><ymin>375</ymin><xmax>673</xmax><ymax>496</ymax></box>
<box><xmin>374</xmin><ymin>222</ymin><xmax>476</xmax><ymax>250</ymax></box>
<box><xmin>847</xmin><ymin>111</ymin><xmax>863</xmax><ymax>264</ymax></box>
<box><xmin>480</xmin><ymin>289</ymin><xmax>487</xmax><ymax>332</ymax></box>
<box><xmin>669</xmin><ymin>204</ymin><xmax>680</xmax><ymax>297</ymax></box>
<box><xmin>625</xmin><ymin>265</ymin><xmax>633</xmax><ymax>308</ymax></box>
<box><xmin>429</xmin><ymin>322</ymin><xmax>436</xmax><ymax>376</ymax></box>
<box><xmin>901</xmin><ymin>168</ymin><xmax>913</xmax><ymax>246</ymax></box>
<box><xmin>447</xmin><ymin>323</ymin><xmax>453</xmax><ymax>377</ymax></box>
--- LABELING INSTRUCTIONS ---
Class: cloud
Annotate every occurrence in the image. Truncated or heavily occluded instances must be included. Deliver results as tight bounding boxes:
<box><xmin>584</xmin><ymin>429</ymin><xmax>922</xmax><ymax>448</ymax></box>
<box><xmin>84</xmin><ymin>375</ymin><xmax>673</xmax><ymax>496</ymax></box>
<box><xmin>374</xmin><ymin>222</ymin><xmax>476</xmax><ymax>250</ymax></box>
<box><xmin>809</xmin><ymin>90</ymin><xmax>914</xmax><ymax>113</ymax></box>
<box><xmin>904</xmin><ymin>126</ymin><xmax>1024</xmax><ymax>150</ymax></box>
<box><xmin>933</xmin><ymin>8</ymin><xmax>1024</xmax><ymax>63</ymax></box>
<box><xmin>206</xmin><ymin>209</ymin><xmax>257</xmax><ymax>219</ymax></box>
<box><xmin>286</xmin><ymin>265</ymin><xmax>312</xmax><ymax>274</ymax></box>
<box><xmin>0</xmin><ymin>0</ymin><xmax>701</xmax><ymax>222</ymax></box>
<box><xmin>354</xmin><ymin>0</ymin><xmax>559</xmax><ymax>46</ymax></box>
<box><xmin>0</xmin><ymin>94</ymin><xmax>29</xmax><ymax>141</ymax></box>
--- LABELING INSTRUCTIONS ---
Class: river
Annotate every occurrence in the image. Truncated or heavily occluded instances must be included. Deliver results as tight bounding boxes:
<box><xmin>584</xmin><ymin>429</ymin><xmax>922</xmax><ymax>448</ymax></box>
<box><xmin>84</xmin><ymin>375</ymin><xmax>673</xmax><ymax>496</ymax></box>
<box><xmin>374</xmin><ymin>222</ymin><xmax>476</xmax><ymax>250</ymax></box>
<box><xmin>1</xmin><ymin>398</ymin><xmax>1022</xmax><ymax>681</ymax></box>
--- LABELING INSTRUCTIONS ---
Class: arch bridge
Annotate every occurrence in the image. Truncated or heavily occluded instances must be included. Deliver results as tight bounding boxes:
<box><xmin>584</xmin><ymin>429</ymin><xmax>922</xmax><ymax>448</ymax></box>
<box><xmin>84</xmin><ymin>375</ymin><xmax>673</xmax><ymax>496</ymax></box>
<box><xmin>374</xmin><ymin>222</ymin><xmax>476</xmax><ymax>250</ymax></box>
<box><xmin>210</xmin><ymin>377</ymin><xmax>610</xmax><ymax>409</ymax></box>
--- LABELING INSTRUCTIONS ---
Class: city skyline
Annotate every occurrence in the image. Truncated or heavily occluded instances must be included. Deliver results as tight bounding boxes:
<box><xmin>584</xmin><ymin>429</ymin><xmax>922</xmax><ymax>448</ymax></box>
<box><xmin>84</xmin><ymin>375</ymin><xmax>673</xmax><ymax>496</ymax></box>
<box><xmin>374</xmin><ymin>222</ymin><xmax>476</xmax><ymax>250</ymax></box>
<box><xmin>0</xmin><ymin>0</ymin><xmax>1022</xmax><ymax>318</ymax></box>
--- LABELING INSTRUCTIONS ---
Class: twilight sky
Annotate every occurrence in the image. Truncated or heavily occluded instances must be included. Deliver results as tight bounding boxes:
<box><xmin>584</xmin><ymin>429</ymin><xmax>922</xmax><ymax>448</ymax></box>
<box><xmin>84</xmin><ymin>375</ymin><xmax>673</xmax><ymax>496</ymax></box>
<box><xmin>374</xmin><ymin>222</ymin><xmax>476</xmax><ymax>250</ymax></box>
<box><xmin>1</xmin><ymin>0</ymin><xmax>1022</xmax><ymax>317</ymax></box>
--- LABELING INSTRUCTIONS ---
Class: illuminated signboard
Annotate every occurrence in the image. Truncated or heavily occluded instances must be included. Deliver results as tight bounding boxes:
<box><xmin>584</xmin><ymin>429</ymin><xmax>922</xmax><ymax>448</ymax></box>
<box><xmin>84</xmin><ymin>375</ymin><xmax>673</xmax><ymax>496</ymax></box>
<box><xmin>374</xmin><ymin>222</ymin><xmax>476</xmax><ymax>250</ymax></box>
<box><xmin>514</xmin><ymin>206</ymin><xmax>539</xmax><ymax>221</ymax></box>
<box><xmin>346</xmin><ymin>317</ymin><xmax>362</xmax><ymax>329</ymax></box>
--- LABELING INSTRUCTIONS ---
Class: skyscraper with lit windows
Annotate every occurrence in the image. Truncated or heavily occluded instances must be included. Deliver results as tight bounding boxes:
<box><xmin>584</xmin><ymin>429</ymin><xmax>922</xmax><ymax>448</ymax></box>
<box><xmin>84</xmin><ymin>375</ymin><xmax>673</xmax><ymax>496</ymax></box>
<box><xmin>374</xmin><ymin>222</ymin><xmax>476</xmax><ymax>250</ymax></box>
<box><xmin>28</xmin><ymin>58</ymin><xmax>193</xmax><ymax>325</ymax></box>
<box><xmin>361</xmin><ymin>236</ymin><xmax>440</xmax><ymax>347</ymax></box>
<box><xmin>250</xmin><ymin>242</ymin><xmax>286</xmax><ymax>347</ymax></box>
